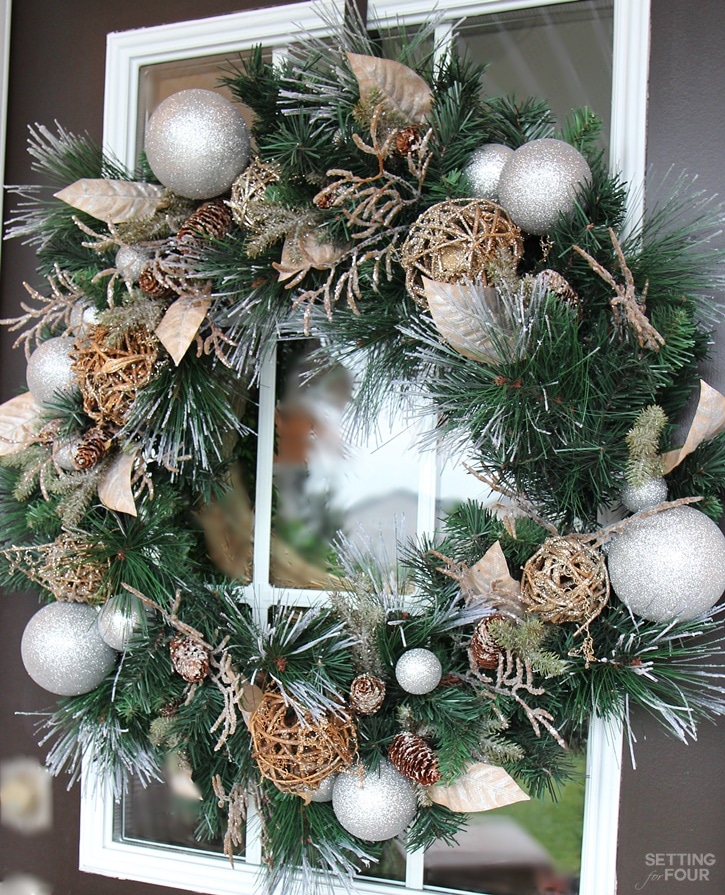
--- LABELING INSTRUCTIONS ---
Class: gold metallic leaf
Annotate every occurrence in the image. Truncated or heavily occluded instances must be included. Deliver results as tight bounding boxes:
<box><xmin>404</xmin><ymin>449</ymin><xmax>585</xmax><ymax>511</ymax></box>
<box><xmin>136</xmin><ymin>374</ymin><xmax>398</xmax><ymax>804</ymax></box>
<box><xmin>662</xmin><ymin>380</ymin><xmax>725</xmax><ymax>473</ymax></box>
<box><xmin>240</xmin><ymin>682</ymin><xmax>264</xmax><ymax>727</ymax></box>
<box><xmin>427</xmin><ymin>762</ymin><xmax>529</xmax><ymax>813</ymax></box>
<box><xmin>54</xmin><ymin>178</ymin><xmax>167</xmax><ymax>223</ymax></box>
<box><xmin>423</xmin><ymin>277</ymin><xmax>507</xmax><ymax>364</ymax></box>
<box><xmin>98</xmin><ymin>451</ymin><xmax>137</xmax><ymax>517</ymax></box>
<box><xmin>347</xmin><ymin>53</ymin><xmax>432</xmax><ymax>124</ymax></box>
<box><xmin>0</xmin><ymin>392</ymin><xmax>42</xmax><ymax>456</ymax></box>
<box><xmin>155</xmin><ymin>294</ymin><xmax>212</xmax><ymax>366</ymax></box>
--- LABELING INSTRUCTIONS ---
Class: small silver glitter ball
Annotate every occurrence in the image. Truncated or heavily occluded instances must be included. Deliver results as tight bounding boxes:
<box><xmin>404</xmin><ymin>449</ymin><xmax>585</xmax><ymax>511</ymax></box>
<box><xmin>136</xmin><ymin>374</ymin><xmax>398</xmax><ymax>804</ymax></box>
<box><xmin>115</xmin><ymin>245</ymin><xmax>150</xmax><ymax>283</ymax></box>
<box><xmin>463</xmin><ymin>143</ymin><xmax>514</xmax><ymax>202</ymax></box>
<box><xmin>68</xmin><ymin>301</ymin><xmax>99</xmax><ymax>335</ymax></box>
<box><xmin>395</xmin><ymin>648</ymin><xmax>442</xmax><ymax>695</ymax></box>
<box><xmin>21</xmin><ymin>603</ymin><xmax>118</xmax><ymax>696</ymax></box>
<box><xmin>307</xmin><ymin>774</ymin><xmax>337</xmax><ymax>803</ymax></box>
<box><xmin>98</xmin><ymin>594</ymin><xmax>147</xmax><ymax>651</ymax></box>
<box><xmin>332</xmin><ymin>760</ymin><xmax>417</xmax><ymax>841</ymax></box>
<box><xmin>621</xmin><ymin>477</ymin><xmax>668</xmax><ymax>513</ymax></box>
<box><xmin>145</xmin><ymin>88</ymin><xmax>251</xmax><ymax>200</ymax></box>
<box><xmin>607</xmin><ymin>506</ymin><xmax>725</xmax><ymax>622</ymax></box>
<box><xmin>26</xmin><ymin>337</ymin><xmax>77</xmax><ymax>408</ymax></box>
<box><xmin>498</xmin><ymin>138</ymin><xmax>592</xmax><ymax>235</ymax></box>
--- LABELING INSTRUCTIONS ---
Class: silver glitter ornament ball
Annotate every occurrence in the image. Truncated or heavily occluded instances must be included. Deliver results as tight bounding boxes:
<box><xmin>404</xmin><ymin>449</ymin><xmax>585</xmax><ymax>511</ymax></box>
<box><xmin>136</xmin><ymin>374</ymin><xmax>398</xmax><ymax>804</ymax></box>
<box><xmin>69</xmin><ymin>300</ymin><xmax>100</xmax><ymax>335</ymax></box>
<box><xmin>21</xmin><ymin>602</ymin><xmax>118</xmax><ymax>696</ymax></box>
<box><xmin>607</xmin><ymin>506</ymin><xmax>725</xmax><ymax>622</ymax></box>
<box><xmin>463</xmin><ymin>143</ymin><xmax>514</xmax><ymax>202</ymax></box>
<box><xmin>115</xmin><ymin>245</ymin><xmax>150</xmax><ymax>283</ymax></box>
<box><xmin>145</xmin><ymin>89</ymin><xmax>251</xmax><ymax>200</ymax></box>
<box><xmin>395</xmin><ymin>648</ymin><xmax>442</xmax><ymax>695</ymax></box>
<box><xmin>332</xmin><ymin>760</ymin><xmax>417</xmax><ymax>841</ymax></box>
<box><xmin>307</xmin><ymin>774</ymin><xmax>337</xmax><ymax>803</ymax></box>
<box><xmin>98</xmin><ymin>594</ymin><xmax>147</xmax><ymax>651</ymax></box>
<box><xmin>621</xmin><ymin>477</ymin><xmax>668</xmax><ymax>513</ymax></box>
<box><xmin>498</xmin><ymin>138</ymin><xmax>591</xmax><ymax>235</ymax></box>
<box><xmin>26</xmin><ymin>337</ymin><xmax>77</xmax><ymax>408</ymax></box>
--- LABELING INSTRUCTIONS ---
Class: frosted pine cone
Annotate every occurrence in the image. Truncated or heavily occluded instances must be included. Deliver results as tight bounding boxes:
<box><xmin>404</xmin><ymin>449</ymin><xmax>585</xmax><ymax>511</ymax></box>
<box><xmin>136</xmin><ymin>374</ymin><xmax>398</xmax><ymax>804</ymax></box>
<box><xmin>349</xmin><ymin>673</ymin><xmax>386</xmax><ymax>715</ymax></box>
<box><xmin>138</xmin><ymin>266</ymin><xmax>172</xmax><ymax>298</ymax></box>
<box><xmin>74</xmin><ymin>426</ymin><xmax>110</xmax><ymax>469</ymax></box>
<box><xmin>468</xmin><ymin>614</ymin><xmax>505</xmax><ymax>670</ymax></box>
<box><xmin>394</xmin><ymin>125</ymin><xmax>421</xmax><ymax>157</ymax></box>
<box><xmin>177</xmin><ymin>199</ymin><xmax>232</xmax><ymax>244</ymax></box>
<box><xmin>170</xmin><ymin>635</ymin><xmax>210</xmax><ymax>683</ymax></box>
<box><xmin>388</xmin><ymin>732</ymin><xmax>441</xmax><ymax>785</ymax></box>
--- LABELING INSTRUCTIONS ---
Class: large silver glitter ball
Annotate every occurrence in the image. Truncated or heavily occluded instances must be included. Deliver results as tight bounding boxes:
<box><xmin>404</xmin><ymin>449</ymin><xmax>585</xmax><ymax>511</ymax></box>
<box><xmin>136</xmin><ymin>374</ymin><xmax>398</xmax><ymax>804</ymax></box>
<box><xmin>498</xmin><ymin>138</ymin><xmax>591</xmax><ymax>235</ymax></box>
<box><xmin>21</xmin><ymin>603</ymin><xmax>118</xmax><ymax>696</ymax></box>
<box><xmin>26</xmin><ymin>337</ymin><xmax>77</xmax><ymax>408</ymax></box>
<box><xmin>98</xmin><ymin>594</ymin><xmax>147</xmax><ymax>651</ymax></box>
<box><xmin>607</xmin><ymin>506</ymin><xmax>725</xmax><ymax>622</ymax></box>
<box><xmin>332</xmin><ymin>760</ymin><xmax>417</xmax><ymax>841</ymax></box>
<box><xmin>145</xmin><ymin>88</ymin><xmax>251</xmax><ymax>200</ymax></box>
<box><xmin>463</xmin><ymin>143</ymin><xmax>514</xmax><ymax>202</ymax></box>
<box><xmin>621</xmin><ymin>477</ymin><xmax>668</xmax><ymax>513</ymax></box>
<box><xmin>395</xmin><ymin>648</ymin><xmax>442</xmax><ymax>695</ymax></box>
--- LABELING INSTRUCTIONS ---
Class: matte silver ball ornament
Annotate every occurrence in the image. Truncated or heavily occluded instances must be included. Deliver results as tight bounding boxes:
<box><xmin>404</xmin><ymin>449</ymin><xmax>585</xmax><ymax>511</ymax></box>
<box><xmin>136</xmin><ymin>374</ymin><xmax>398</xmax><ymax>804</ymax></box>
<box><xmin>498</xmin><ymin>138</ymin><xmax>591</xmax><ymax>235</ymax></box>
<box><xmin>26</xmin><ymin>337</ymin><xmax>77</xmax><ymax>407</ymax></box>
<box><xmin>607</xmin><ymin>506</ymin><xmax>725</xmax><ymax>622</ymax></box>
<box><xmin>395</xmin><ymin>648</ymin><xmax>442</xmax><ymax>694</ymax></box>
<box><xmin>332</xmin><ymin>760</ymin><xmax>417</xmax><ymax>841</ymax></box>
<box><xmin>21</xmin><ymin>602</ymin><xmax>118</xmax><ymax>696</ymax></box>
<box><xmin>463</xmin><ymin>143</ymin><xmax>514</xmax><ymax>202</ymax></box>
<box><xmin>621</xmin><ymin>477</ymin><xmax>668</xmax><ymax>513</ymax></box>
<box><xmin>144</xmin><ymin>88</ymin><xmax>251</xmax><ymax>200</ymax></box>
<box><xmin>98</xmin><ymin>594</ymin><xmax>148</xmax><ymax>651</ymax></box>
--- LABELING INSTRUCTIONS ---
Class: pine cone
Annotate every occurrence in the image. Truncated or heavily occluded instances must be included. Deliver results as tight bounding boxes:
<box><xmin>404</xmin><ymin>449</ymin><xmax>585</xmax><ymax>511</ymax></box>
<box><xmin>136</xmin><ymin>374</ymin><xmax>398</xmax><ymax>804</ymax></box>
<box><xmin>468</xmin><ymin>614</ymin><xmax>505</xmax><ymax>670</ymax></box>
<box><xmin>388</xmin><ymin>732</ymin><xmax>441</xmax><ymax>785</ymax></box>
<box><xmin>73</xmin><ymin>426</ymin><xmax>111</xmax><ymax>469</ymax></box>
<box><xmin>350</xmin><ymin>673</ymin><xmax>386</xmax><ymax>715</ymax></box>
<box><xmin>138</xmin><ymin>266</ymin><xmax>172</xmax><ymax>298</ymax></box>
<box><xmin>394</xmin><ymin>125</ymin><xmax>421</xmax><ymax>157</ymax></box>
<box><xmin>37</xmin><ymin>419</ymin><xmax>62</xmax><ymax>446</ymax></box>
<box><xmin>177</xmin><ymin>199</ymin><xmax>232</xmax><ymax>244</ymax></box>
<box><xmin>170</xmin><ymin>635</ymin><xmax>210</xmax><ymax>683</ymax></box>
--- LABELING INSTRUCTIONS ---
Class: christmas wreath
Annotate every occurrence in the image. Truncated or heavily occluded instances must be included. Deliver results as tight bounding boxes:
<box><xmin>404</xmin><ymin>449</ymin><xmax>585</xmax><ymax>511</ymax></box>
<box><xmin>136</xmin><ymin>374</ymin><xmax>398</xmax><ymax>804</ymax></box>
<box><xmin>2</xmin><ymin>11</ymin><xmax>725</xmax><ymax>892</ymax></box>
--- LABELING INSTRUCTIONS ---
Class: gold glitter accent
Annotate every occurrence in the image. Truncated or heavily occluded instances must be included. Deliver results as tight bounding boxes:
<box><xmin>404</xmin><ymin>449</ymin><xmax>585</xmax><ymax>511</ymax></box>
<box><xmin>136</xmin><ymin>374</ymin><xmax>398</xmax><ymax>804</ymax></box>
<box><xmin>2</xmin><ymin>533</ymin><xmax>108</xmax><ymax>604</ymax></box>
<box><xmin>250</xmin><ymin>689</ymin><xmax>357</xmax><ymax>795</ymax></box>
<box><xmin>399</xmin><ymin>199</ymin><xmax>523</xmax><ymax>306</ymax></box>
<box><xmin>71</xmin><ymin>326</ymin><xmax>159</xmax><ymax>428</ymax></box>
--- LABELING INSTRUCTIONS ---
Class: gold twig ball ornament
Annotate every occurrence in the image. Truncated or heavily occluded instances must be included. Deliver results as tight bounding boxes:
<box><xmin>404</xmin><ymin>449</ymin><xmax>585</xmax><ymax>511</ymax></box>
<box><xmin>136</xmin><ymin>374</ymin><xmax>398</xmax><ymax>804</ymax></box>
<box><xmin>521</xmin><ymin>536</ymin><xmax>610</xmax><ymax>624</ymax></box>
<box><xmin>332</xmin><ymin>759</ymin><xmax>417</xmax><ymax>841</ymax></box>
<box><xmin>250</xmin><ymin>689</ymin><xmax>357</xmax><ymax>795</ymax></box>
<box><xmin>497</xmin><ymin>138</ymin><xmax>592</xmax><ymax>235</ymax></box>
<box><xmin>21</xmin><ymin>602</ymin><xmax>117</xmax><ymax>696</ymax></box>
<box><xmin>144</xmin><ymin>89</ymin><xmax>251</xmax><ymax>200</ymax></box>
<box><xmin>463</xmin><ymin>144</ymin><xmax>514</xmax><ymax>202</ymax></box>
<box><xmin>399</xmin><ymin>199</ymin><xmax>523</xmax><ymax>305</ymax></box>
<box><xmin>607</xmin><ymin>506</ymin><xmax>725</xmax><ymax>622</ymax></box>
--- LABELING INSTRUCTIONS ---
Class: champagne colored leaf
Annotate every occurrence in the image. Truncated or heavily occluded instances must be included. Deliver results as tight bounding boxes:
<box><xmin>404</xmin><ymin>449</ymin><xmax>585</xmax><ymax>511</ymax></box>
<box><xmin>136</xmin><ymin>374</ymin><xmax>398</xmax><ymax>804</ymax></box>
<box><xmin>347</xmin><ymin>53</ymin><xmax>432</xmax><ymax>124</ymax></box>
<box><xmin>464</xmin><ymin>541</ymin><xmax>522</xmax><ymax>610</ymax></box>
<box><xmin>662</xmin><ymin>380</ymin><xmax>725</xmax><ymax>473</ymax></box>
<box><xmin>155</xmin><ymin>295</ymin><xmax>212</xmax><ymax>366</ymax></box>
<box><xmin>54</xmin><ymin>178</ymin><xmax>166</xmax><ymax>223</ymax></box>
<box><xmin>427</xmin><ymin>762</ymin><xmax>529</xmax><ymax>813</ymax></box>
<box><xmin>98</xmin><ymin>451</ymin><xmax>137</xmax><ymax>517</ymax></box>
<box><xmin>424</xmin><ymin>277</ymin><xmax>505</xmax><ymax>364</ymax></box>
<box><xmin>0</xmin><ymin>392</ymin><xmax>42</xmax><ymax>456</ymax></box>
<box><xmin>241</xmin><ymin>682</ymin><xmax>264</xmax><ymax>727</ymax></box>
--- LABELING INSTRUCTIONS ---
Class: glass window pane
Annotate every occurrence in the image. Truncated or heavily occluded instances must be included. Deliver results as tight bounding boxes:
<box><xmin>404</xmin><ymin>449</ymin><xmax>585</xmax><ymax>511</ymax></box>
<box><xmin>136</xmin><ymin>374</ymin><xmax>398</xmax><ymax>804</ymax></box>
<box><xmin>456</xmin><ymin>0</ymin><xmax>613</xmax><ymax>148</ymax></box>
<box><xmin>271</xmin><ymin>341</ymin><xmax>421</xmax><ymax>588</ymax></box>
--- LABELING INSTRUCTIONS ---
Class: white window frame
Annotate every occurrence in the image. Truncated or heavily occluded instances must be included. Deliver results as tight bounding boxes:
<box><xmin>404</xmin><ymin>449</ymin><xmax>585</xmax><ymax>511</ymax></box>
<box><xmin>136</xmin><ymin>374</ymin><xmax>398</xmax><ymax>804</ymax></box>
<box><xmin>80</xmin><ymin>2</ymin><xmax>652</xmax><ymax>892</ymax></box>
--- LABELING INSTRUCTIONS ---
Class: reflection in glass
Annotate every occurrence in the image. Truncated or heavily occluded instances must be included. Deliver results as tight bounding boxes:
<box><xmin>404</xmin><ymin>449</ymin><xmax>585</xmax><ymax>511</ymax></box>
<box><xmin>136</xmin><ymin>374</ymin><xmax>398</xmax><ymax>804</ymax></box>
<box><xmin>115</xmin><ymin>753</ymin><xmax>240</xmax><ymax>856</ymax></box>
<box><xmin>424</xmin><ymin>754</ymin><xmax>586</xmax><ymax>895</ymax></box>
<box><xmin>457</xmin><ymin>0</ymin><xmax>613</xmax><ymax>146</ymax></box>
<box><xmin>271</xmin><ymin>341</ymin><xmax>421</xmax><ymax>589</ymax></box>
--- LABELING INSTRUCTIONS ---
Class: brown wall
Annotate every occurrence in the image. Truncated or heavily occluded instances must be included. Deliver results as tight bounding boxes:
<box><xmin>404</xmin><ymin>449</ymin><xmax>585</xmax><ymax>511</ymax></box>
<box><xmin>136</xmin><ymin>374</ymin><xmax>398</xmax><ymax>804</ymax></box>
<box><xmin>1</xmin><ymin>1</ymin><xmax>724</xmax><ymax>893</ymax></box>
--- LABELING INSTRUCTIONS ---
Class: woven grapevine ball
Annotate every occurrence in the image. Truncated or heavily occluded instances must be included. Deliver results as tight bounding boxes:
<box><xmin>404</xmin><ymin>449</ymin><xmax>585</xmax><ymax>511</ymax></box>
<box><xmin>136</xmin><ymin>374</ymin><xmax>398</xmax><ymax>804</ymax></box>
<box><xmin>399</xmin><ymin>199</ymin><xmax>523</xmax><ymax>306</ymax></box>
<box><xmin>520</xmin><ymin>536</ymin><xmax>610</xmax><ymax>624</ymax></box>
<box><xmin>250</xmin><ymin>689</ymin><xmax>357</xmax><ymax>795</ymax></box>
